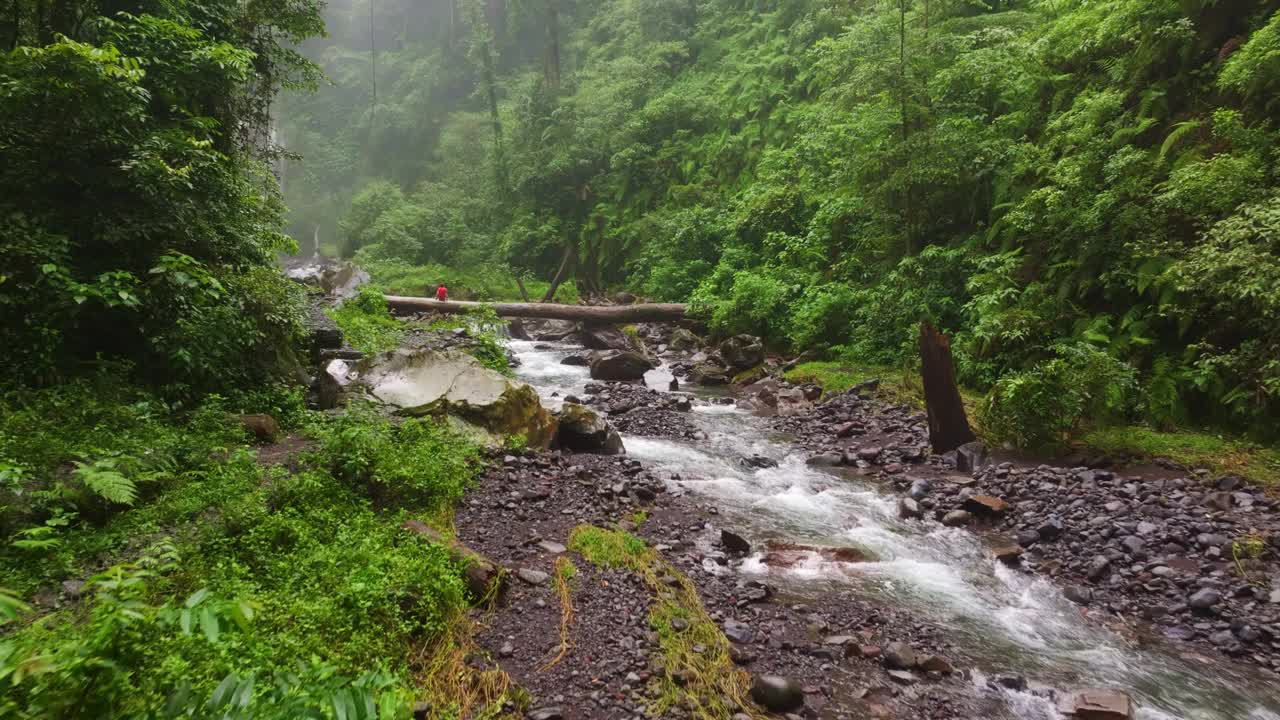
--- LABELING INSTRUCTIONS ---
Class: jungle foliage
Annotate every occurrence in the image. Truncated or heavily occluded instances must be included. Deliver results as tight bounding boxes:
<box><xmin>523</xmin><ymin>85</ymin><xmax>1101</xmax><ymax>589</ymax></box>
<box><xmin>284</xmin><ymin>0</ymin><xmax>1280</xmax><ymax>439</ymax></box>
<box><xmin>1</xmin><ymin>0</ymin><xmax>324</xmax><ymax>396</ymax></box>
<box><xmin>0</xmin><ymin>377</ymin><xmax>489</xmax><ymax>719</ymax></box>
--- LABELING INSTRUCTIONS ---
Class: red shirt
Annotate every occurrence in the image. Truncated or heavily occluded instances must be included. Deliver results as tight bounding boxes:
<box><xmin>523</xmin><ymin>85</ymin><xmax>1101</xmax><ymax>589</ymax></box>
<box><xmin>436</xmin><ymin>286</ymin><xmax>448</xmax><ymax>301</ymax></box>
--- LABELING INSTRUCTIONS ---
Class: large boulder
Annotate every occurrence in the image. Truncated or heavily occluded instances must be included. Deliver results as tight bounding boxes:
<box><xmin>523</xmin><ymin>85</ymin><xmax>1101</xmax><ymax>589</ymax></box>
<box><xmin>555</xmin><ymin>403</ymin><xmax>625</xmax><ymax>455</ymax></box>
<box><xmin>590</xmin><ymin>351</ymin><xmax>654</xmax><ymax>381</ymax></box>
<box><xmin>719</xmin><ymin>334</ymin><xmax>764</xmax><ymax>372</ymax></box>
<box><xmin>532</xmin><ymin>319</ymin><xmax>579</xmax><ymax>342</ymax></box>
<box><xmin>688</xmin><ymin>362</ymin><xmax>730</xmax><ymax>385</ymax></box>
<box><xmin>577</xmin><ymin>325</ymin><xmax>636</xmax><ymax>352</ymax></box>
<box><xmin>352</xmin><ymin>349</ymin><xmax>558</xmax><ymax>447</ymax></box>
<box><xmin>668</xmin><ymin>328</ymin><xmax>703</xmax><ymax>352</ymax></box>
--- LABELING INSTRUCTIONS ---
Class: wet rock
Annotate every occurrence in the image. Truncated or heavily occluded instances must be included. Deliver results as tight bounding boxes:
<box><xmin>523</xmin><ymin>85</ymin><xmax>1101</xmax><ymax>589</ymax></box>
<box><xmin>1188</xmin><ymin>588</ymin><xmax>1221</xmax><ymax>611</ymax></box>
<box><xmin>554</xmin><ymin>403</ymin><xmax>624</xmax><ymax>455</ymax></box>
<box><xmin>835</xmin><ymin>421</ymin><xmax>860</xmax><ymax>438</ymax></box>
<box><xmin>883</xmin><ymin>641</ymin><xmax>917</xmax><ymax>669</ymax></box>
<box><xmin>357</xmin><ymin>349</ymin><xmax>558</xmax><ymax>447</ymax></box>
<box><xmin>526</xmin><ymin>708</ymin><xmax>565</xmax><ymax>720</ymax></box>
<box><xmin>669</xmin><ymin>328</ymin><xmax>702</xmax><ymax>352</ymax></box>
<box><xmin>560</xmin><ymin>353</ymin><xmax>592</xmax><ymax>367</ymax></box>
<box><xmin>962</xmin><ymin>495</ymin><xmax>1010</xmax><ymax>516</ymax></box>
<box><xmin>578</xmin><ymin>326</ymin><xmax>635</xmax><ymax>352</ymax></box>
<box><xmin>1016</xmin><ymin>529</ymin><xmax>1041</xmax><ymax>546</ymax></box>
<box><xmin>1087</xmin><ymin>555</ymin><xmax>1112</xmax><ymax>580</ymax></box>
<box><xmin>955</xmin><ymin>441</ymin><xmax>988</xmax><ymax>472</ymax></box>
<box><xmin>916</xmin><ymin>654</ymin><xmax>954</xmax><ymax>674</ymax></box>
<box><xmin>992</xmin><ymin>675</ymin><xmax>1027</xmax><ymax>692</ymax></box>
<box><xmin>689</xmin><ymin>362</ymin><xmax>730</xmax><ymax>385</ymax></box>
<box><xmin>942</xmin><ymin>510</ymin><xmax>973</xmax><ymax>527</ymax></box>
<box><xmin>742</xmin><ymin>454</ymin><xmax>779</xmax><ymax>470</ymax></box>
<box><xmin>886</xmin><ymin>669</ymin><xmax>918</xmax><ymax>685</ymax></box>
<box><xmin>507</xmin><ymin>319</ymin><xmax>532</xmax><ymax>340</ymax></box>
<box><xmin>1064</xmin><ymin>586</ymin><xmax>1093</xmax><ymax>606</ymax></box>
<box><xmin>723</xmin><ymin>618</ymin><xmax>755</xmax><ymax>644</ymax></box>
<box><xmin>750</xmin><ymin>675</ymin><xmax>804</xmax><ymax>713</ymax></box>
<box><xmin>721</xmin><ymin>529</ymin><xmax>752</xmax><ymax>555</ymax></box>
<box><xmin>1037</xmin><ymin>517</ymin><xmax>1065</xmax><ymax>541</ymax></box>
<box><xmin>1203</xmin><ymin>492</ymin><xmax>1234</xmax><ymax>512</ymax></box>
<box><xmin>806</xmin><ymin>453</ymin><xmax>844</xmax><ymax>468</ymax></box>
<box><xmin>898</xmin><ymin>497</ymin><xmax>923</xmax><ymax>520</ymax></box>
<box><xmin>908</xmin><ymin>478</ymin><xmax>932</xmax><ymax>500</ymax></box>
<box><xmin>991</xmin><ymin>540</ymin><xmax>1024</xmax><ymax>566</ymax></box>
<box><xmin>719</xmin><ymin>335</ymin><xmax>765</xmax><ymax>372</ymax></box>
<box><xmin>533</xmin><ymin>319</ymin><xmax>578</xmax><ymax>341</ymax></box>
<box><xmin>1057</xmin><ymin>688</ymin><xmax>1135</xmax><ymax>719</ymax></box>
<box><xmin>590</xmin><ymin>351</ymin><xmax>655</xmax><ymax>381</ymax></box>
<box><xmin>517</xmin><ymin>568</ymin><xmax>550</xmax><ymax>586</ymax></box>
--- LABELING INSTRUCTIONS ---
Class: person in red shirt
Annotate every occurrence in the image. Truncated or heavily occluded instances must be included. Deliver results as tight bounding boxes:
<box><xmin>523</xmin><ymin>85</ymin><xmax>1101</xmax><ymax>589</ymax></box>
<box><xmin>436</xmin><ymin>284</ymin><xmax>448</xmax><ymax>302</ymax></box>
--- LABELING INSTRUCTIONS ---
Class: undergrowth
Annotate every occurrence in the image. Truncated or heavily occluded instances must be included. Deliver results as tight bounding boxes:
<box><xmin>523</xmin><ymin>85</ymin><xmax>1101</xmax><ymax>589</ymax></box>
<box><xmin>567</xmin><ymin>525</ymin><xmax>762</xmax><ymax>720</ymax></box>
<box><xmin>0</xmin><ymin>377</ymin><xmax>513</xmax><ymax>719</ymax></box>
<box><xmin>328</xmin><ymin>287</ymin><xmax>404</xmax><ymax>355</ymax></box>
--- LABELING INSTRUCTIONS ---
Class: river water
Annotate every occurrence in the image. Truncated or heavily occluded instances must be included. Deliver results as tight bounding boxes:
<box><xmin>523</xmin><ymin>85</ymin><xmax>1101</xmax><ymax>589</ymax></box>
<box><xmin>509</xmin><ymin>340</ymin><xmax>1280</xmax><ymax>720</ymax></box>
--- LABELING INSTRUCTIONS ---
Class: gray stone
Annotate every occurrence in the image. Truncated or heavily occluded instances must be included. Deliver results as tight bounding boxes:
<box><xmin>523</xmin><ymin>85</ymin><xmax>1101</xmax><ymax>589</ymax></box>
<box><xmin>590</xmin><ymin>351</ymin><xmax>655</xmax><ymax>381</ymax></box>
<box><xmin>750</xmin><ymin>675</ymin><xmax>804</xmax><ymax>712</ymax></box>
<box><xmin>883</xmin><ymin>641</ymin><xmax>917</xmax><ymax>669</ymax></box>
<box><xmin>555</xmin><ymin>403</ymin><xmax>625</xmax><ymax>455</ymax></box>
<box><xmin>723</xmin><ymin>618</ymin><xmax>755</xmax><ymax>644</ymax></box>
<box><xmin>719</xmin><ymin>335</ymin><xmax>765</xmax><ymax>372</ymax></box>
<box><xmin>1056</xmin><ymin>689</ymin><xmax>1135</xmax><ymax>720</ymax></box>
<box><xmin>517</xmin><ymin>568</ymin><xmax>550</xmax><ymax>586</ymax></box>
<box><xmin>1188</xmin><ymin>588</ymin><xmax>1221</xmax><ymax>611</ymax></box>
<box><xmin>942</xmin><ymin>510</ymin><xmax>973</xmax><ymax>527</ymax></box>
<box><xmin>721</xmin><ymin>529</ymin><xmax>752</xmax><ymax>555</ymax></box>
<box><xmin>1064</xmin><ymin>586</ymin><xmax>1093</xmax><ymax>605</ymax></box>
<box><xmin>898</xmin><ymin>497</ymin><xmax>923</xmax><ymax>520</ymax></box>
<box><xmin>886</xmin><ymin>669</ymin><xmax>918</xmax><ymax>684</ymax></box>
<box><xmin>1087</xmin><ymin>555</ymin><xmax>1112</xmax><ymax>580</ymax></box>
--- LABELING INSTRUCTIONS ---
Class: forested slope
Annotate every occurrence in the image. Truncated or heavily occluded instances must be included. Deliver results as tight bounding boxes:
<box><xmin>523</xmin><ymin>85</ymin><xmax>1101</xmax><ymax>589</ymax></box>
<box><xmin>282</xmin><ymin>0</ymin><xmax>1280</xmax><ymax>439</ymax></box>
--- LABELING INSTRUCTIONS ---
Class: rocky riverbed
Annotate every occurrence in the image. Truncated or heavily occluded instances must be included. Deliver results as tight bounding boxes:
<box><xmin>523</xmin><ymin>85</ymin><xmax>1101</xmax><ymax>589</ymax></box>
<box><xmin>293</xmin><ymin>284</ymin><xmax>1280</xmax><ymax>718</ymax></box>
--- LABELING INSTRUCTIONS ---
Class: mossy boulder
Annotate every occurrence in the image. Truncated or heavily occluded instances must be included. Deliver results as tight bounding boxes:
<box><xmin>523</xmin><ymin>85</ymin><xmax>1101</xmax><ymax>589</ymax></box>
<box><xmin>355</xmin><ymin>348</ymin><xmax>558</xmax><ymax>448</ymax></box>
<box><xmin>590</xmin><ymin>350</ymin><xmax>654</xmax><ymax>381</ymax></box>
<box><xmin>556</xmin><ymin>403</ymin><xmax>625</xmax><ymax>454</ymax></box>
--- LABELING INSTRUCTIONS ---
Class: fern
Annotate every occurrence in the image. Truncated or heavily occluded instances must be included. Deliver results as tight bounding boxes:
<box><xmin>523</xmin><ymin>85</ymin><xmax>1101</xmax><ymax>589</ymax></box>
<box><xmin>73</xmin><ymin>459</ymin><xmax>138</xmax><ymax>506</ymax></box>
<box><xmin>1158</xmin><ymin>120</ymin><xmax>1203</xmax><ymax>164</ymax></box>
<box><xmin>0</xmin><ymin>588</ymin><xmax>29</xmax><ymax>624</ymax></box>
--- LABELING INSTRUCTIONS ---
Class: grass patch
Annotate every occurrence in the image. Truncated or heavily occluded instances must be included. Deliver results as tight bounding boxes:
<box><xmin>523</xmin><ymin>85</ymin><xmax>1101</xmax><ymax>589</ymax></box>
<box><xmin>328</xmin><ymin>286</ymin><xmax>403</xmax><ymax>354</ymax></box>
<box><xmin>783</xmin><ymin>360</ymin><xmax>931</xmax><ymax>408</ymax></box>
<box><xmin>1081</xmin><ymin>425</ymin><xmax>1280</xmax><ymax>486</ymax></box>
<box><xmin>567</xmin><ymin>525</ymin><xmax>762</xmax><ymax>720</ymax></box>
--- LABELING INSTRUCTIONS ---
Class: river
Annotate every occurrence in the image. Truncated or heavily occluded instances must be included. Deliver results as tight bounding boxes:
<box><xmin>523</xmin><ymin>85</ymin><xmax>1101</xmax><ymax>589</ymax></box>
<box><xmin>509</xmin><ymin>339</ymin><xmax>1280</xmax><ymax>720</ymax></box>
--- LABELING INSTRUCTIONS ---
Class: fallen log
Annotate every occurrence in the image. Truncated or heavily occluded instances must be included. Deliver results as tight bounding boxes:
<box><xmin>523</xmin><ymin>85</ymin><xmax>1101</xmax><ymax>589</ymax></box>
<box><xmin>384</xmin><ymin>296</ymin><xmax>687</xmax><ymax>323</ymax></box>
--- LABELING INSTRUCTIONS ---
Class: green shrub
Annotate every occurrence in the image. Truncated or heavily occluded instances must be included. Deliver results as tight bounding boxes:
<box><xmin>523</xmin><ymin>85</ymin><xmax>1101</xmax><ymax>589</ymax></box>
<box><xmin>979</xmin><ymin>343</ymin><xmax>1137</xmax><ymax>450</ymax></box>
<box><xmin>327</xmin><ymin>287</ymin><xmax>403</xmax><ymax>355</ymax></box>
<box><xmin>312</xmin><ymin>410</ymin><xmax>482</xmax><ymax>508</ymax></box>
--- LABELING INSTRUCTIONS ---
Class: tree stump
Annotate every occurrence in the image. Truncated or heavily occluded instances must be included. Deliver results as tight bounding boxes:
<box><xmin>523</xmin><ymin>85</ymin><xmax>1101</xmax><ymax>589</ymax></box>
<box><xmin>919</xmin><ymin>321</ymin><xmax>976</xmax><ymax>453</ymax></box>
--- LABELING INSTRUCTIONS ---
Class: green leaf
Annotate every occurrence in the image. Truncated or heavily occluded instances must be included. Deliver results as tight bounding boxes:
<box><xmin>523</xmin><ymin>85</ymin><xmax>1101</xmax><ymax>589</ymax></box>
<box><xmin>200</xmin><ymin>607</ymin><xmax>220</xmax><ymax>642</ymax></box>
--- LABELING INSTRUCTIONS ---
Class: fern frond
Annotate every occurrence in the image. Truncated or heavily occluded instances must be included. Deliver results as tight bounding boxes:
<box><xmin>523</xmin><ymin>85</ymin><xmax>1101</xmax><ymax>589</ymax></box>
<box><xmin>74</xmin><ymin>460</ymin><xmax>138</xmax><ymax>506</ymax></box>
<box><xmin>1158</xmin><ymin>120</ymin><xmax>1203</xmax><ymax>164</ymax></box>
